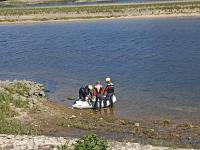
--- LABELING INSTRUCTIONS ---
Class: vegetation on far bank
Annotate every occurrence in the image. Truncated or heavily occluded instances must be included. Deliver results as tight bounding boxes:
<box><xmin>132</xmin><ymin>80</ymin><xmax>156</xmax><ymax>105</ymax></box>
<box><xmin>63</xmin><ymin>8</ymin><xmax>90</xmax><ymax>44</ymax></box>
<box><xmin>1</xmin><ymin>1</ymin><xmax>200</xmax><ymax>15</ymax></box>
<box><xmin>0</xmin><ymin>1</ymin><xmax>200</xmax><ymax>22</ymax></box>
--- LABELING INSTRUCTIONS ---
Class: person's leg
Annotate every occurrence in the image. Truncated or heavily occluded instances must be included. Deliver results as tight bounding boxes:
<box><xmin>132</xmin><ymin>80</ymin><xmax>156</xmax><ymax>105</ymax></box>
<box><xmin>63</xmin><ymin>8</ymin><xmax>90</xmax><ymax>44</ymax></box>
<box><xmin>99</xmin><ymin>95</ymin><xmax>102</xmax><ymax>111</ymax></box>
<box><xmin>103</xmin><ymin>95</ymin><xmax>107</xmax><ymax>107</ymax></box>
<box><xmin>96</xmin><ymin>94</ymin><xmax>102</xmax><ymax>111</ymax></box>
<box><xmin>79</xmin><ymin>88</ymin><xmax>83</xmax><ymax>99</ymax></box>
<box><xmin>82</xmin><ymin>92</ymin><xmax>87</xmax><ymax>101</ymax></box>
<box><xmin>83</xmin><ymin>96</ymin><xmax>86</xmax><ymax>101</ymax></box>
<box><xmin>94</xmin><ymin>95</ymin><xmax>98</xmax><ymax>109</ymax></box>
<box><xmin>109</xmin><ymin>93</ymin><xmax>113</xmax><ymax>107</ymax></box>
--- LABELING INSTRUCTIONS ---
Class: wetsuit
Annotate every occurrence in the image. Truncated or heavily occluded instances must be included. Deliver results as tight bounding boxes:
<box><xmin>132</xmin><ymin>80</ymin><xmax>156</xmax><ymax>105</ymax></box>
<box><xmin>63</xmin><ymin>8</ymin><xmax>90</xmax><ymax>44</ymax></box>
<box><xmin>104</xmin><ymin>83</ymin><xmax>114</xmax><ymax>107</ymax></box>
<box><xmin>79</xmin><ymin>86</ymin><xmax>88</xmax><ymax>101</ymax></box>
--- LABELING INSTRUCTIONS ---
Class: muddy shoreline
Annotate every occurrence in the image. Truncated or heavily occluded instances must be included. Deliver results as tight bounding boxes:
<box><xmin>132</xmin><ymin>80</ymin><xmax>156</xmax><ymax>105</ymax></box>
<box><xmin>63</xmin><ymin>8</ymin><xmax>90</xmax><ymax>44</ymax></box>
<box><xmin>37</xmin><ymin>100</ymin><xmax>200</xmax><ymax>148</ymax></box>
<box><xmin>0</xmin><ymin>80</ymin><xmax>198</xmax><ymax>148</ymax></box>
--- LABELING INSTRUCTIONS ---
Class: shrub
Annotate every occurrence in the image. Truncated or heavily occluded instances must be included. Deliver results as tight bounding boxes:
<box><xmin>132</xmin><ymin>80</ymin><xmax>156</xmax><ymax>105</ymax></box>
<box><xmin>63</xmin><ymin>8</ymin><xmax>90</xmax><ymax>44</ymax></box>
<box><xmin>74</xmin><ymin>134</ymin><xmax>108</xmax><ymax>150</ymax></box>
<box><xmin>57</xmin><ymin>142</ymin><xmax>70</xmax><ymax>150</ymax></box>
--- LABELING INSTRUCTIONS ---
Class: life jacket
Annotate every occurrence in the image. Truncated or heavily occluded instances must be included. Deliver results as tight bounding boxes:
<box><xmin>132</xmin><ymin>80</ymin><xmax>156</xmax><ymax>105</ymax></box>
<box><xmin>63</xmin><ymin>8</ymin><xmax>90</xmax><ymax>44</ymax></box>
<box><xmin>105</xmin><ymin>83</ymin><xmax>114</xmax><ymax>94</ymax></box>
<box><xmin>93</xmin><ymin>84</ymin><xmax>104</xmax><ymax>96</ymax></box>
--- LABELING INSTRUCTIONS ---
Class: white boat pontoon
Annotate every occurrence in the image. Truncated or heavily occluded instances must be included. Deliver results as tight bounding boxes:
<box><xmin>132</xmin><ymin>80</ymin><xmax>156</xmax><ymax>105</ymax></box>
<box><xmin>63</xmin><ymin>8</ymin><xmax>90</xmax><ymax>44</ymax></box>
<box><xmin>72</xmin><ymin>95</ymin><xmax>116</xmax><ymax>109</ymax></box>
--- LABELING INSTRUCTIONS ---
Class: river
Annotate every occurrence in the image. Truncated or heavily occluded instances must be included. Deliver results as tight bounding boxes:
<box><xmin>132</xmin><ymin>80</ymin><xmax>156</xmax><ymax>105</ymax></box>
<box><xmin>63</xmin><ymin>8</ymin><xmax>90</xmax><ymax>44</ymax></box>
<box><xmin>0</xmin><ymin>17</ymin><xmax>200</xmax><ymax>121</ymax></box>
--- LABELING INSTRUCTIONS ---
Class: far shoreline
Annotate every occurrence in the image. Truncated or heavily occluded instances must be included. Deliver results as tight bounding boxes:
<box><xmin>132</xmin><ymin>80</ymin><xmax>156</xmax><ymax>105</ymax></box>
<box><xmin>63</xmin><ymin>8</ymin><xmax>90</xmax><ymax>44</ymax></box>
<box><xmin>0</xmin><ymin>13</ymin><xmax>200</xmax><ymax>25</ymax></box>
<box><xmin>1</xmin><ymin>1</ymin><xmax>200</xmax><ymax>24</ymax></box>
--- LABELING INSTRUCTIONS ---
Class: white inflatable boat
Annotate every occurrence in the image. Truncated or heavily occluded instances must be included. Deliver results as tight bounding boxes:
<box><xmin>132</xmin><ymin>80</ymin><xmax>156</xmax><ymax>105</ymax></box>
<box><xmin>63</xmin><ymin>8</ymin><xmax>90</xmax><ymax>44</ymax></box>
<box><xmin>72</xmin><ymin>95</ymin><xmax>116</xmax><ymax>109</ymax></box>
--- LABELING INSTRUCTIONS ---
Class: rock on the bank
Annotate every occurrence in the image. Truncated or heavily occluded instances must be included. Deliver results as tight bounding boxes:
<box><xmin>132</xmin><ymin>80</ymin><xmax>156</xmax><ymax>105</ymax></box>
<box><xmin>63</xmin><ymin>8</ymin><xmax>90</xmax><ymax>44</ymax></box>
<box><xmin>0</xmin><ymin>135</ymin><xmax>68</xmax><ymax>150</ymax></box>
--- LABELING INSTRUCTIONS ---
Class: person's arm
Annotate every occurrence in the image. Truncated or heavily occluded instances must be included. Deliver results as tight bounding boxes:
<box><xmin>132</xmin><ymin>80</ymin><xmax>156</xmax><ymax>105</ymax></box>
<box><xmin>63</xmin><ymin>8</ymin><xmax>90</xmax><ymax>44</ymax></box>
<box><xmin>101</xmin><ymin>87</ymin><xmax>105</xmax><ymax>95</ymax></box>
<box><xmin>93</xmin><ymin>89</ymin><xmax>97</xmax><ymax>96</ymax></box>
<box><xmin>105</xmin><ymin>85</ymin><xmax>111</xmax><ymax>92</ymax></box>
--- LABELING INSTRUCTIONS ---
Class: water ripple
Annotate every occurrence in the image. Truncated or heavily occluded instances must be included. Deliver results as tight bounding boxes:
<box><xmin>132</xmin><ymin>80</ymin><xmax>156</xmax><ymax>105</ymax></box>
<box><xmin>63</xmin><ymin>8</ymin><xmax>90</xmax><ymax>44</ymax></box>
<box><xmin>0</xmin><ymin>18</ymin><xmax>200</xmax><ymax>120</ymax></box>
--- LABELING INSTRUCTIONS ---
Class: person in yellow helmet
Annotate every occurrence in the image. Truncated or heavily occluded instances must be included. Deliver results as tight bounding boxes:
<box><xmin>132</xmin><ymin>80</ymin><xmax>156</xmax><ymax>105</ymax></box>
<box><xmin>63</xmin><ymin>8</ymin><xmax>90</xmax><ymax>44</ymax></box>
<box><xmin>87</xmin><ymin>84</ymin><xmax>93</xmax><ymax>98</ymax></box>
<box><xmin>104</xmin><ymin>77</ymin><xmax>114</xmax><ymax>107</ymax></box>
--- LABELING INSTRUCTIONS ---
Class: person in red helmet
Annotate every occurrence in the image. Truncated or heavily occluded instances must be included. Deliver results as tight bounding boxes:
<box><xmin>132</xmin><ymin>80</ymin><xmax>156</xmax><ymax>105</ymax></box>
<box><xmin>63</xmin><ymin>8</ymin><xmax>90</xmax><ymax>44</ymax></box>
<box><xmin>104</xmin><ymin>77</ymin><xmax>114</xmax><ymax>107</ymax></box>
<box><xmin>93</xmin><ymin>81</ymin><xmax>105</xmax><ymax>110</ymax></box>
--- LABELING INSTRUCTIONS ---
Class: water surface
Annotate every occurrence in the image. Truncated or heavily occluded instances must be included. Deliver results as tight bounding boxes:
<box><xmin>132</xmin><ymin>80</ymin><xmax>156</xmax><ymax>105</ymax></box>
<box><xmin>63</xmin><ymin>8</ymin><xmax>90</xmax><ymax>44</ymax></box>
<box><xmin>0</xmin><ymin>0</ymin><xmax>185</xmax><ymax>7</ymax></box>
<box><xmin>0</xmin><ymin>17</ymin><xmax>200</xmax><ymax>121</ymax></box>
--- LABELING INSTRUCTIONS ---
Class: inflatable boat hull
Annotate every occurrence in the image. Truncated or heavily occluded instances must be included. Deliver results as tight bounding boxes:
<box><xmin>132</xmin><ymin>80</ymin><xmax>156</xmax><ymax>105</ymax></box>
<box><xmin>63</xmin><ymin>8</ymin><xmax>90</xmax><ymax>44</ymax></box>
<box><xmin>72</xmin><ymin>95</ymin><xmax>116</xmax><ymax>109</ymax></box>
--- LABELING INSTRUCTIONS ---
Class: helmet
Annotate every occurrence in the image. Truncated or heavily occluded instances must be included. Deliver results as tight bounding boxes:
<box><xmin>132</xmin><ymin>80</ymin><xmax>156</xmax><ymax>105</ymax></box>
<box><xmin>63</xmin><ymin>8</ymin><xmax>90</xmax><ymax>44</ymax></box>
<box><xmin>106</xmin><ymin>77</ymin><xmax>111</xmax><ymax>82</ymax></box>
<box><xmin>88</xmin><ymin>85</ymin><xmax>93</xmax><ymax>91</ymax></box>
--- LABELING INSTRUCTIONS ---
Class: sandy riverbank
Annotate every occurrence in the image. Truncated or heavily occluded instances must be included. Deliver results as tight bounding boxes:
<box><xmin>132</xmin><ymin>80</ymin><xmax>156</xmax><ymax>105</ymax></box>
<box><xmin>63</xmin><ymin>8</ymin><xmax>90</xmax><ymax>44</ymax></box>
<box><xmin>0</xmin><ymin>1</ymin><xmax>200</xmax><ymax>24</ymax></box>
<box><xmin>0</xmin><ymin>80</ymin><xmax>199</xmax><ymax>149</ymax></box>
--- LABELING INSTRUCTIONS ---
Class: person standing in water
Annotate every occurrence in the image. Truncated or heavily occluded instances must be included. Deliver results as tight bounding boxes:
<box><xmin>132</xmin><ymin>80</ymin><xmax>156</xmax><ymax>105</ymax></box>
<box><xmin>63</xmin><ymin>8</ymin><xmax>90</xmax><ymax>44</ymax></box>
<box><xmin>104</xmin><ymin>77</ymin><xmax>114</xmax><ymax>107</ymax></box>
<box><xmin>93</xmin><ymin>81</ymin><xmax>105</xmax><ymax>110</ymax></box>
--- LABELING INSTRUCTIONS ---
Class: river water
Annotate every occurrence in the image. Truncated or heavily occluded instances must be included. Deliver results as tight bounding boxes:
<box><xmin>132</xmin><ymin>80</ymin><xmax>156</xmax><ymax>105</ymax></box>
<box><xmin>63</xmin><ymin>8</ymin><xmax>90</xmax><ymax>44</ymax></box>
<box><xmin>0</xmin><ymin>0</ymin><xmax>185</xmax><ymax>7</ymax></box>
<box><xmin>0</xmin><ymin>17</ymin><xmax>200</xmax><ymax>121</ymax></box>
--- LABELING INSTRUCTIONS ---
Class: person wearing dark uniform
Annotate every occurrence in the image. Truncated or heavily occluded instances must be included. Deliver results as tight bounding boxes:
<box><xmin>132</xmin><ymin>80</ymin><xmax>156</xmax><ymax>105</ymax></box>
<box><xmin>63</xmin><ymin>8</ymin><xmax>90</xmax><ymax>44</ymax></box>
<box><xmin>104</xmin><ymin>77</ymin><xmax>114</xmax><ymax>107</ymax></box>
<box><xmin>79</xmin><ymin>85</ymin><xmax>93</xmax><ymax>101</ymax></box>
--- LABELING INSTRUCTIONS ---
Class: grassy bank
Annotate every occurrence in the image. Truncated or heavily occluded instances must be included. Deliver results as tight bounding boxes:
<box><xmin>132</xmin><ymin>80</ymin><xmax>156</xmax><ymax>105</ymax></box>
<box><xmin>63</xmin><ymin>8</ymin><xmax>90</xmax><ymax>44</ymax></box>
<box><xmin>1</xmin><ymin>1</ymin><xmax>200</xmax><ymax>15</ymax></box>
<box><xmin>0</xmin><ymin>1</ymin><xmax>200</xmax><ymax>23</ymax></box>
<box><xmin>0</xmin><ymin>82</ymin><xmax>39</xmax><ymax>135</ymax></box>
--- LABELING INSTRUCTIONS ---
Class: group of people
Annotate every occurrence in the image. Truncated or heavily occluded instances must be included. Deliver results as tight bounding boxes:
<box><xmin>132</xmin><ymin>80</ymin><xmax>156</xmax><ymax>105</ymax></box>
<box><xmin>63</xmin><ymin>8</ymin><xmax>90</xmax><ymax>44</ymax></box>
<box><xmin>78</xmin><ymin>77</ymin><xmax>115</xmax><ymax>109</ymax></box>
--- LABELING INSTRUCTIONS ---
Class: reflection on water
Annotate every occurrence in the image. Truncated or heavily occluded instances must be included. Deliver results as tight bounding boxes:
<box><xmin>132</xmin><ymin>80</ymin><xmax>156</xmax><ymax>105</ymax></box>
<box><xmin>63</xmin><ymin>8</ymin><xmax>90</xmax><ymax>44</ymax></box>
<box><xmin>0</xmin><ymin>17</ymin><xmax>200</xmax><ymax>121</ymax></box>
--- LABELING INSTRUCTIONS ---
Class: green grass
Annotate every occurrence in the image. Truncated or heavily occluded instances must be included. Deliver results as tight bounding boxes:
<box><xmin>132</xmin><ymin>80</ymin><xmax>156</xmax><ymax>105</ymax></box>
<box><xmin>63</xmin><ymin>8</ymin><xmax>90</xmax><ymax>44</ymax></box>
<box><xmin>0</xmin><ymin>1</ymin><xmax>200</xmax><ymax>16</ymax></box>
<box><xmin>0</xmin><ymin>91</ymin><xmax>28</xmax><ymax>112</ymax></box>
<box><xmin>0</xmin><ymin>91</ymin><xmax>38</xmax><ymax>135</ymax></box>
<box><xmin>0</xmin><ymin>91</ymin><xmax>17</xmax><ymax>117</ymax></box>
<box><xmin>0</xmin><ymin>118</ymin><xmax>39</xmax><ymax>135</ymax></box>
